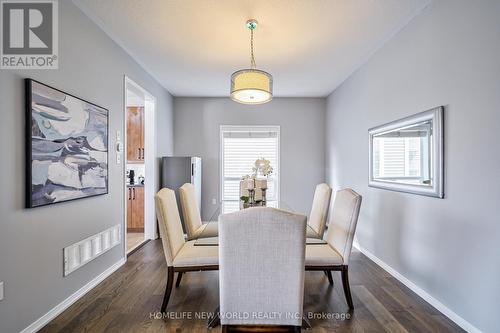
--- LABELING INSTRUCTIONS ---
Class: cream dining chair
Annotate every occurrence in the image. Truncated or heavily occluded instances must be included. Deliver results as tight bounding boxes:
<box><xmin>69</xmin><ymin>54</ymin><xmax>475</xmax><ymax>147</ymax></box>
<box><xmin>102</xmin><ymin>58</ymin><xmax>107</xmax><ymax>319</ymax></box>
<box><xmin>307</xmin><ymin>183</ymin><xmax>332</xmax><ymax>239</ymax></box>
<box><xmin>155</xmin><ymin>188</ymin><xmax>219</xmax><ymax>313</ymax></box>
<box><xmin>306</xmin><ymin>183</ymin><xmax>333</xmax><ymax>284</ymax></box>
<box><xmin>179</xmin><ymin>183</ymin><xmax>218</xmax><ymax>240</ymax></box>
<box><xmin>305</xmin><ymin>188</ymin><xmax>362</xmax><ymax>309</ymax></box>
<box><xmin>219</xmin><ymin>207</ymin><xmax>306</xmax><ymax>332</ymax></box>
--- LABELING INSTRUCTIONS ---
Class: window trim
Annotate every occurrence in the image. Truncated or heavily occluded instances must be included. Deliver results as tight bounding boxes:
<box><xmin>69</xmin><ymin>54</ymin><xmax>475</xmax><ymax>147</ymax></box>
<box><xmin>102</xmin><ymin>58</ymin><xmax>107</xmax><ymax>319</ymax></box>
<box><xmin>220</xmin><ymin>125</ymin><xmax>281</xmax><ymax>204</ymax></box>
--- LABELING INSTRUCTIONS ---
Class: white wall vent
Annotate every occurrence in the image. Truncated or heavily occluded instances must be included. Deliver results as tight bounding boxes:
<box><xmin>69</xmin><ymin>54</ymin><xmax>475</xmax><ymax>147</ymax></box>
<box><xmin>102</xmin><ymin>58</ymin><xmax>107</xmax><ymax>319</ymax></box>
<box><xmin>63</xmin><ymin>224</ymin><xmax>121</xmax><ymax>276</ymax></box>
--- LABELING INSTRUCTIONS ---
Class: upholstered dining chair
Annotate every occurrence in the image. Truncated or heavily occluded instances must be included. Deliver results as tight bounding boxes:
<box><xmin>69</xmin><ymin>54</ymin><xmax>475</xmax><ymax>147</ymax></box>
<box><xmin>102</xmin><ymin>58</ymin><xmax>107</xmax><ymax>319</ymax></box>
<box><xmin>179</xmin><ymin>183</ymin><xmax>218</xmax><ymax>240</ymax></box>
<box><xmin>307</xmin><ymin>183</ymin><xmax>332</xmax><ymax>239</ymax></box>
<box><xmin>155</xmin><ymin>188</ymin><xmax>219</xmax><ymax>313</ymax></box>
<box><xmin>306</xmin><ymin>183</ymin><xmax>333</xmax><ymax>284</ymax></box>
<box><xmin>305</xmin><ymin>188</ymin><xmax>362</xmax><ymax>309</ymax></box>
<box><xmin>219</xmin><ymin>207</ymin><xmax>307</xmax><ymax>333</ymax></box>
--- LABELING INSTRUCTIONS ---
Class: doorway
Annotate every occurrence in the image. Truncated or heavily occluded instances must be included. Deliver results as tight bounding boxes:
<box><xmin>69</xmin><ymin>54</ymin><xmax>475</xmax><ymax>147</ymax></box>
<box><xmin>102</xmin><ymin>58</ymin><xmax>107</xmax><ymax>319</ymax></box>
<box><xmin>124</xmin><ymin>77</ymin><xmax>157</xmax><ymax>254</ymax></box>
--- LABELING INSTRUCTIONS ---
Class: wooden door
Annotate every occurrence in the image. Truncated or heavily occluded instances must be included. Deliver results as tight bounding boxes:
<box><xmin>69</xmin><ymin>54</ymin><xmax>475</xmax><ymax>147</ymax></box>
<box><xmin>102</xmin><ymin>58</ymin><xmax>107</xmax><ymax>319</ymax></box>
<box><xmin>131</xmin><ymin>186</ymin><xmax>144</xmax><ymax>232</ymax></box>
<box><xmin>127</xmin><ymin>107</ymin><xmax>144</xmax><ymax>162</ymax></box>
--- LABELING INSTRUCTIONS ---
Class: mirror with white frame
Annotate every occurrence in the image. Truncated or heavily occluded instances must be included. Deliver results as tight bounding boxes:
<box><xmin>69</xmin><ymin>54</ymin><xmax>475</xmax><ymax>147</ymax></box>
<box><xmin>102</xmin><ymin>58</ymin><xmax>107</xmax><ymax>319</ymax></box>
<box><xmin>368</xmin><ymin>107</ymin><xmax>444</xmax><ymax>198</ymax></box>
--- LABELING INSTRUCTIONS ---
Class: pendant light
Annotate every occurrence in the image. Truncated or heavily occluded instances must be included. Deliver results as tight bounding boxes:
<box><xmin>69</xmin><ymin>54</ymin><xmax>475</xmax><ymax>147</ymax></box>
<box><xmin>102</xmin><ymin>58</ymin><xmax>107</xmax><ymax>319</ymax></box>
<box><xmin>230</xmin><ymin>19</ymin><xmax>273</xmax><ymax>104</ymax></box>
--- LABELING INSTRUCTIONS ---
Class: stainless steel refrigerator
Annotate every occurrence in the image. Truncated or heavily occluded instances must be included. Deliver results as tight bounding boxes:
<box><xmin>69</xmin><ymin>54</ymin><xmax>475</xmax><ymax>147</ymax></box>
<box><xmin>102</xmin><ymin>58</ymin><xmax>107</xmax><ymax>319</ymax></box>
<box><xmin>161</xmin><ymin>156</ymin><xmax>201</xmax><ymax>233</ymax></box>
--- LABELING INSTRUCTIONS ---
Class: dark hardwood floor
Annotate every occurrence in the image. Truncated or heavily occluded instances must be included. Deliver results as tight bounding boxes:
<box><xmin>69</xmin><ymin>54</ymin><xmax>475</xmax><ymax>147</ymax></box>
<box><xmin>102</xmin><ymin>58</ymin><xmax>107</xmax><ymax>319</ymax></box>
<box><xmin>40</xmin><ymin>240</ymin><xmax>464</xmax><ymax>333</ymax></box>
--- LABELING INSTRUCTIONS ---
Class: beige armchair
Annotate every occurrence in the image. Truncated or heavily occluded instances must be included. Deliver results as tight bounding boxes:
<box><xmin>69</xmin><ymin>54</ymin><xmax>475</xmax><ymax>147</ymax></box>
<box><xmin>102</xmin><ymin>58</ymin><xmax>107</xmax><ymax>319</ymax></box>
<box><xmin>305</xmin><ymin>188</ymin><xmax>362</xmax><ymax>309</ymax></box>
<box><xmin>179</xmin><ymin>183</ymin><xmax>218</xmax><ymax>240</ymax></box>
<box><xmin>155</xmin><ymin>188</ymin><xmax>219</xmax><ymax>313</ymax></box>
<box><xmin>219</xmin><ymin>207</ymin><xmax>306</xmax><ymax>332</ymax></box>
<box><xmin>307</xmin><ymin>183</ymin><xmax>332</xmax><ymax>239</ymax></box>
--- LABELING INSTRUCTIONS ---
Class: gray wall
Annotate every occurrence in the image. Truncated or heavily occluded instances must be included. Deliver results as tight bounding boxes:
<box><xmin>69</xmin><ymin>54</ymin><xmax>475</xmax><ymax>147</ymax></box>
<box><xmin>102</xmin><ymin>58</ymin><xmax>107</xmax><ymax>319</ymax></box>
<box><xmin>325</xmin><ymin>0</ymin><xmax>500</xmax><ymax>332</ymax></box>
<box><xmin>0</xmin><ymin>2</ymin><xmax>173</xmax><ymax>332</ymax></box>
<box><xmin>173</xmin><ymin>97</ymin><xmax>326</xmax><ymax>219</ymax></box>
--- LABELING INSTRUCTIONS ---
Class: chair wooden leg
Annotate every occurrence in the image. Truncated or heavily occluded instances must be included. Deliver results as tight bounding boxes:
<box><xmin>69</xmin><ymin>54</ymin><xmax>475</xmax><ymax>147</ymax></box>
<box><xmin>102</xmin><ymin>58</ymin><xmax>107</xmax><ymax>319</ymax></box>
<box><xmin>326</xmin><ymin>270</ymin><xmax>334</xmax><ymax>285</ymax></box>
<box><xmin>161</xmin><ymin>266</ymin><xmax>174</xmax><ymax>313</ymax></box>
<box><xmin>175</xmin><ymin>272</ymin><xmax>183</xmax><ymax>288</ymax></box>
<box><xmin>341</xmin><ymin>265</ymin><xmax>354</xmax><ymax>309</ymax></box>
<box><xmin>208</xmin><ymin>306</ymin><xmax>220</xmax><ymax>328</ymax></box>
<box><xmin>302</xmin><ymin>316</ymin><xmax>312</xmax><ymax>329</ymax></box>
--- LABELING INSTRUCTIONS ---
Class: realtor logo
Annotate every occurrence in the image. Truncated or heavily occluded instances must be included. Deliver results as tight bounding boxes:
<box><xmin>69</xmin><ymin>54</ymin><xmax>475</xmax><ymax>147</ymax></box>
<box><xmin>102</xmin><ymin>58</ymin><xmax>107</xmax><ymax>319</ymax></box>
<box><xmin>1</xmin><ymin>0</ymin><xmax>58</xmax><ymax>69</ymax></box>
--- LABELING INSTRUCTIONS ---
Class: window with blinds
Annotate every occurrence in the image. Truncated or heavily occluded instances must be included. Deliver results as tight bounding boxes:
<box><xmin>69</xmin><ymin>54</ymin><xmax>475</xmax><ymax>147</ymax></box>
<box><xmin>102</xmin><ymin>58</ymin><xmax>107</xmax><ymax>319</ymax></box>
<box><xmin>220</xmin><ymin>126</ymin><xmax>280</xmax><ymax>204</ymax></box>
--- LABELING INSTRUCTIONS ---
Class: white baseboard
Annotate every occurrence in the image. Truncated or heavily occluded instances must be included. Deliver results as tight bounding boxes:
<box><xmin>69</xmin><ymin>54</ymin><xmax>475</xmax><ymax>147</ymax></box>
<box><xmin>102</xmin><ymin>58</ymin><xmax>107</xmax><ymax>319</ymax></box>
<box><xmin>20</xmin><ymin>257</ymin><xmax>126</xmax><ymax>333</ymax></box>
<box><xmin>353</xmin><ymin>242</ymin><xmax>481</xmax><ymax>333</ymax></box>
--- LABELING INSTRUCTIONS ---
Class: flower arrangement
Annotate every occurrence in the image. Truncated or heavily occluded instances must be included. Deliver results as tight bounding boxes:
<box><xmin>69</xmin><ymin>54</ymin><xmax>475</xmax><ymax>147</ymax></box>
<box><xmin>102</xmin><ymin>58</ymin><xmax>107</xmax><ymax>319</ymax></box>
<box><xmin>239</xmin><ymin>158</ymin><xmax>273</xmax><ymax>206</ymax></box>
<box><xmin>252</xmin><ymin>157</ymin><xmax>273</xmax><ymax>178</ymax></box>
<box><xmin>241</xmin><ymin>158</ymin><xmax>273</xmax><ymax>181</ymax></box>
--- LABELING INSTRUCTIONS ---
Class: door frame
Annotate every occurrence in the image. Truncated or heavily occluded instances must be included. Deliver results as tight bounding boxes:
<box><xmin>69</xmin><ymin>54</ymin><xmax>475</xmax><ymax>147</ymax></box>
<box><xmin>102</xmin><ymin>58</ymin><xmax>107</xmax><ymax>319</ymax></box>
<box><xmin>123</xmin><ymin>76</ymin><xmax>158</xmax><ymax>254</ymax></box>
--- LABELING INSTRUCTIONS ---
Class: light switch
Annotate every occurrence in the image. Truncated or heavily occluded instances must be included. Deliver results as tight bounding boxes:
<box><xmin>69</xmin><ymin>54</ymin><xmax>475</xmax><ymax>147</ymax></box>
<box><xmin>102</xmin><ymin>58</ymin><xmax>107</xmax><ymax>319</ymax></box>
<box><xmin>212</xmin><ymin>198</ymin><xmax>217</xmax><ymax>205</ymax></box>
<box><xmin>1</xmin><ymin>281</ymin><xmax>5</xmax><ymax>301</ymax></box>
<box><xmin>116</xmin><ymin>130</ymin><xmax>123</xmax><ymax>165</ymax></box>
<box><xmin>116</xmin><ymin>142</ymin><xmax>123</xmax><ymax>153</ymax></box>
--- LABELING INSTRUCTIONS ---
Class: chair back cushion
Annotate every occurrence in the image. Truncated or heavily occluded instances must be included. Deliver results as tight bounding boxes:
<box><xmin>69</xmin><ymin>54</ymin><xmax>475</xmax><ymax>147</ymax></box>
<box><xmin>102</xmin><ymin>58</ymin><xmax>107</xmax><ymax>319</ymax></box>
<box><xmin>326</xmin><ymin>189</ymin><xmax>362</xmax><ymax>265</ymax></box>
<box><xmin>308</xmin><ymin>183</ymin><xmax>332</xmax><ymax>238</ymax></box>
<box><xmin>219</xmin><ymin>207</ymin><xmax>306</xmax><ymax>326</ymax></box>
<box><xmin>155</xmin><ymin>188</ymin><xmax>185</xmax><ymax>266</ymax></box>
<box><xmin>179</xmin><ymin>183</ymin><xmax>203</xmax><ymax>239</ymax></box>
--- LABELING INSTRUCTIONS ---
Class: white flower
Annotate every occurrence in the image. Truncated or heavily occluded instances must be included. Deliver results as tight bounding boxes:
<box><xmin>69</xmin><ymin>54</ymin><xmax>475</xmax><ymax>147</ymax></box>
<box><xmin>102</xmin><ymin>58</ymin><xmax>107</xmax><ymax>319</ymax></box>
<box><xmin>252</xmin><ymin>157</ymin><xmax>273</xmax><ymax>177</ymax></box>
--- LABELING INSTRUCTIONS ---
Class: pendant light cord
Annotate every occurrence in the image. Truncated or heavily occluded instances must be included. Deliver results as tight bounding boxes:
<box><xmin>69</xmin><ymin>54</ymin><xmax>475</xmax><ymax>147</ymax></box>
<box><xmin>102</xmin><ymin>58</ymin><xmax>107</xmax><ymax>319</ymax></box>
<box><xmin>250</xmin><ymin>28</ymin><xmax>256</xmax><ymax>69</ymax></box>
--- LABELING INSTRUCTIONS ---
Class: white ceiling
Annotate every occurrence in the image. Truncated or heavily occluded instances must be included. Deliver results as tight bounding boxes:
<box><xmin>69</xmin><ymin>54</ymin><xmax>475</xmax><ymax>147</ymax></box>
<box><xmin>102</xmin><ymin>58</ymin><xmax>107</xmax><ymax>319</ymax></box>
<box><xmin>75</xmin><ymin>0</ymin><xmax>430</xmax><ymax>97</ymax></box>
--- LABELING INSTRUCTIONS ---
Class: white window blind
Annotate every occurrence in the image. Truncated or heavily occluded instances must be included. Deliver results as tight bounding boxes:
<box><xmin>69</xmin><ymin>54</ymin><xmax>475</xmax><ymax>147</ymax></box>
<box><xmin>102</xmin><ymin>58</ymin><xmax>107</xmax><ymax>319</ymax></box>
<box><xmin>220</xmin><ymin>126</ymin><xmax>280</xmax><ymax>203</ymax></box>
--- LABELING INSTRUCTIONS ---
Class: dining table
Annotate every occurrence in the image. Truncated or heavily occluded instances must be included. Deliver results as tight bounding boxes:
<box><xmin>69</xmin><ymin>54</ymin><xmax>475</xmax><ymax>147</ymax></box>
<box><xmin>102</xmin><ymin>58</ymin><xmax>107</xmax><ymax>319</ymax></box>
<box><xmin>194</xmin><ymin>200</ymin><xmax>327</xmax><ymax>246</ymax></box>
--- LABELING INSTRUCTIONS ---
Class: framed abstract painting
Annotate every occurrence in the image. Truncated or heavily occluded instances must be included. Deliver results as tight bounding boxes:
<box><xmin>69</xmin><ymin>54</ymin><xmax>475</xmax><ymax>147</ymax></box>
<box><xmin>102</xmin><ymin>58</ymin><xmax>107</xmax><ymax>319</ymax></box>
<box><xmin>26</xmin><ymin>79</ymin><xmax>109</xmax><ymax>208</ymax></box>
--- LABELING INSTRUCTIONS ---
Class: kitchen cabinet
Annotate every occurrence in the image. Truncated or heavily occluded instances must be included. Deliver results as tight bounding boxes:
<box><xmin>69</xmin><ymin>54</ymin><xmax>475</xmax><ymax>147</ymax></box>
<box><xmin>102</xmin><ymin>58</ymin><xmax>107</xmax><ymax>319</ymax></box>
<box><xmin>127</xmin><ymin>186</ymin><xmax>144</xmax><ymax>232</ymax></box>
<box><xmin>127</xmin><ymin>106</ymin><xmax>144</xmax><ymax>162</ymax></box>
